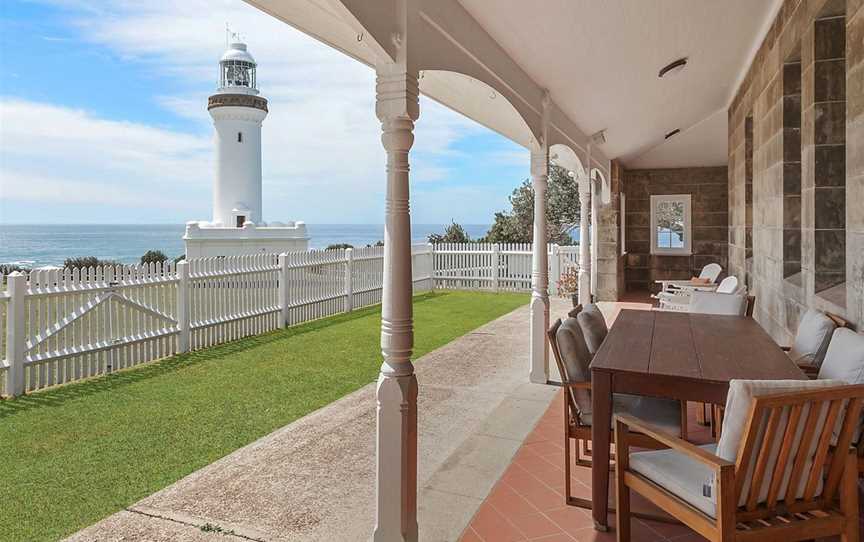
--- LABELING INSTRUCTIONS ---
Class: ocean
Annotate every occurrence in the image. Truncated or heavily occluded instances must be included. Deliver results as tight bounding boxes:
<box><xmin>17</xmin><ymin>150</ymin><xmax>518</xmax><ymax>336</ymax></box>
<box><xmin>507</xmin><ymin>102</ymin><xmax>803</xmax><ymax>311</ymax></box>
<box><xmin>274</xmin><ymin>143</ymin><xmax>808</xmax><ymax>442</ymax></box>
<box><xmin>0</xmin><ymin>224</ymin><xmax>492</xmax><ymax>267</ymax></box>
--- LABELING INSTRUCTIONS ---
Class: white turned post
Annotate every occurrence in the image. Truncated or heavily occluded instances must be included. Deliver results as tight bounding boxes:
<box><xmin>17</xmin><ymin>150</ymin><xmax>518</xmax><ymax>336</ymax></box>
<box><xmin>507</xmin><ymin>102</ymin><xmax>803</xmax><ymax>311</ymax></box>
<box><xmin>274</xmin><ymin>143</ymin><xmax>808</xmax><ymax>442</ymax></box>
<box><xmin>373</xmin><ymin>65</ymin><xmax>420</xmax><ymax>542</ymax></box>
<box><xmin>529</xmin><ymin>148</ymin><xmax>550</xmax><ymax>384</ymax></box>
<box><xmin>427</xmin><ymin>243</ymin><xmax>435</xmax><ymax>290</ymax></box>
<box><xmin>5</xmin><ymin>272</ymin><xmax>26</xmax><ymax>397</ymax></box>
<box><xmin>345</xmin><ymin>248</ymin><xmax>354</xmax><ymax>312</ymax></box>
<box><xmin>550</xmin><ymin>244</ymin><xmax>561</xmax><ymax>296</ymax></box>
<box><xmin>176</xmin><ymin>260</ymin><xmax>191</xmax><ymax>353</ymax></box>
<box><xmin>278</xmin><ymin>254</ymin><xmax>289</xmax><ymax>326</ymax></box>
<box><xmin>578</xmin><ymin>175</ymin><xmax>592</xmax><ymax>306</ymax></box>
<box><xmin>492</xmin><ymin>244</ymin><xmax>500</xmax><ymax>292</ymax></box>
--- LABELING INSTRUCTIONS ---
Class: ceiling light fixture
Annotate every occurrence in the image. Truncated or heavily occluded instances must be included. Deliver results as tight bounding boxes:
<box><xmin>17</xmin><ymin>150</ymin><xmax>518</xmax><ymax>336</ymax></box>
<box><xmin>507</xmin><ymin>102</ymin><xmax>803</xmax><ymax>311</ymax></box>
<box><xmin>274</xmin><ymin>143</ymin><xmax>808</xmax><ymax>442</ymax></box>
<box><xmin>658</xmin><ymin>57</ymin><xmax>688</xmax><ymax>78</ymax></box>
<box><xmin>665</xmin><ymin>128</ymin><xmax>681</xmax><ymax>139</ymax></box>
<box><xmin>590</xmin><ymin>130</ymin><xmax>607</xmax><ymax>145</ymax></box>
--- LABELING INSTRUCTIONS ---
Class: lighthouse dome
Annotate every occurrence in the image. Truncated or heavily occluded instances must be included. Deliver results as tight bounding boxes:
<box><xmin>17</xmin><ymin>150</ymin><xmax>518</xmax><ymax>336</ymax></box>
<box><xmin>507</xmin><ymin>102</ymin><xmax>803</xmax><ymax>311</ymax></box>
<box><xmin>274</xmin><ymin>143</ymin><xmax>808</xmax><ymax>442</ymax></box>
<box><xmin>218</xmin><ymin>42</ymin><xmax>258</xmax><ymax>94</ymax></box>
<box><xmin>220</xmin><ymin>42</ymin><xmax>256</xmax><ymax>64</ymax></box>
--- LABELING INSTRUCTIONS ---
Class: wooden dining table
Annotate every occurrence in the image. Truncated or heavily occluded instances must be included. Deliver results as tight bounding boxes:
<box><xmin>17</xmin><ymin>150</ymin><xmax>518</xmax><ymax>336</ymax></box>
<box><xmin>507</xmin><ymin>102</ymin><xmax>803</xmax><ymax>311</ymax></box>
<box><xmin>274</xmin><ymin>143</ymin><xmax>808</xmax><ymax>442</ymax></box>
<box><xmin>589</xmin><ymin>309</ymin><xmax>807</xmax><ymax>531</ymax></box>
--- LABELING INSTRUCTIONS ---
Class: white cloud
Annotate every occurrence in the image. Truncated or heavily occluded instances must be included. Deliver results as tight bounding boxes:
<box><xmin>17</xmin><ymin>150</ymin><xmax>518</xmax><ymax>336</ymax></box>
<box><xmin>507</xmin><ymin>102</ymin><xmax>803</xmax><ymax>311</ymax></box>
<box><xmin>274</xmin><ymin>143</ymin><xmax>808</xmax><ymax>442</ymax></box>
<box><xmin>2</xmin><ymin>0</ymin><xmax>521</xmax><ymax>224</ymax></box>
<box><xmin>0</xmin><ymin>99</ymin><xmax>211</xmax><ymax>220</ymax></box>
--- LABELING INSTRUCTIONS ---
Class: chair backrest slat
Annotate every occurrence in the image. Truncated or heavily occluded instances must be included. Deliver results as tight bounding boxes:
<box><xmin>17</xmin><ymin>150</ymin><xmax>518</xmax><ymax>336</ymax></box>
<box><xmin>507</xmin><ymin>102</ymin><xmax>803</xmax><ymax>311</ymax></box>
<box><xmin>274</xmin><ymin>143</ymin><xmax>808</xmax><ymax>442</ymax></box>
<box><xmin>783</xmin><ymin>400</ymin><xmax>822</xmax><ymax>506</ymax></box>
<box><xmin>765</xmin><ymin>404</ymin><xmax>803</xmax><ymax>509</ymax></box>
<box><xmin>734</xmin><ymin>402</ymin><xmax>764</xmax><ymax>500</ymax></box>
<box><xmin>802</xmin><ymin>399</ymin><xmax>843</xmax><ymax>501</ymax></box>
<box><xmin>822</xmin><ymin>397</ymin><xmax>863</xmax><ymax>501</ymax></box>
<box><xmin>745</xmin><ymin>407</ymin><xmax>783</xmax><ymax>511</ymax></box>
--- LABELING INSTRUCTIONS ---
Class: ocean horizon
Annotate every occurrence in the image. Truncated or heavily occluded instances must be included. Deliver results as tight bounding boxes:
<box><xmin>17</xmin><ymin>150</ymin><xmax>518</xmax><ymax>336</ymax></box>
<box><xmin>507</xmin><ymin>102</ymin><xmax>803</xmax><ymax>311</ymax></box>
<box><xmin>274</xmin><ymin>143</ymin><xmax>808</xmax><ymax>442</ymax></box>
<box><xmin>0</xmin><ymin>223</ymin><xmax>496</xmax><ymax>267</ymax></box>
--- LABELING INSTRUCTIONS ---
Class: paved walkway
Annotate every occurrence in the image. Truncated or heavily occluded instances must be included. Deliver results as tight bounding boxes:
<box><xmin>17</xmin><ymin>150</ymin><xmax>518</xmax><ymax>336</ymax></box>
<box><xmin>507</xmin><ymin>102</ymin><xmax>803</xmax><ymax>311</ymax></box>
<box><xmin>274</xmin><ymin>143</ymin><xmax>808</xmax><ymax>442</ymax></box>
<box><xmin>69</xmin><ymin>297</ymin><xmax>574</xmax><ymax>541</ymax></box>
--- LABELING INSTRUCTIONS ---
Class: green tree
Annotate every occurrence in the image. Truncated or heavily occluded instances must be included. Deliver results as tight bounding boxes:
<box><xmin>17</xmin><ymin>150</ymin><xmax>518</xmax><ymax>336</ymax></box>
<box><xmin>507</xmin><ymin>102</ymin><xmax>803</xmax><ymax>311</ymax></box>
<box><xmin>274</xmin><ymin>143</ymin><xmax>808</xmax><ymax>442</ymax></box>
<box><xmin>326</xmin><ymin>243</ymin><xmax>354</xmax><ymax>251</ymax></box>
<box><xmin>428</xmin><ymin>221</ymin><xmax>473</xmax><ymax>244</ymax></box>
<box><xmin>63</xmin><ymin>256</ymin><xmax>121</xmax><ymax>269</ymax></box>
<box><xmin>140</xmin><ymin>250</ymin><xmax>168</xmax><ymax>265</ymax></box>
<box><xmin>483</xmin><ymin>164</ymin><xmax>581</xmax><ymax>244</ymax></box>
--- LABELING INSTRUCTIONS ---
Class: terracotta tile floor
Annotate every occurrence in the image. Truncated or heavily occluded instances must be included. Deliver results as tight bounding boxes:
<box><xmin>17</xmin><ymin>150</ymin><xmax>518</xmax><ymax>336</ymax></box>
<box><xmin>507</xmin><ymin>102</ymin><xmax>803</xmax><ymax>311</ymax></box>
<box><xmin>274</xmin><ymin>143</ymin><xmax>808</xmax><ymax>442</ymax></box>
<box><xmin>457</xmin><ymin>291</ymin><xmax>864</xmax><ymax>542</ymax></box>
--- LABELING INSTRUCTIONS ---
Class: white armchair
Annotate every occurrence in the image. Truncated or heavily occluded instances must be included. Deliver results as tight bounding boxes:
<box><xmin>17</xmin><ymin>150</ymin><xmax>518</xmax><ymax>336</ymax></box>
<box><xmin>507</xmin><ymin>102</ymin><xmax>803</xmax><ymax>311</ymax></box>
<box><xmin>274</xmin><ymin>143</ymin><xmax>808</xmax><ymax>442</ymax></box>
<box><xmin>654</xmin><ymin>263</ymin><xmax>722</xmax><ymax>298</ymax></box>
<box><xmin>658</xmin><ymin>276</ymin><xmax>740</xmax><ymax>312</ymax></box>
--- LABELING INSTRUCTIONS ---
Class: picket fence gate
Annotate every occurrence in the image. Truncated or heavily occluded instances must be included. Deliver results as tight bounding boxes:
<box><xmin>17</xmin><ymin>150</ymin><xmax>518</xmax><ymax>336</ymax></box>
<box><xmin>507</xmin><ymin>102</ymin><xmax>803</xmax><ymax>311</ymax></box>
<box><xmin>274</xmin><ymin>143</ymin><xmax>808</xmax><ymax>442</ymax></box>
<box><xmin>0</xmin><ymin>242</ymin><xmax>577</xmax><ymax>397</ymax></box>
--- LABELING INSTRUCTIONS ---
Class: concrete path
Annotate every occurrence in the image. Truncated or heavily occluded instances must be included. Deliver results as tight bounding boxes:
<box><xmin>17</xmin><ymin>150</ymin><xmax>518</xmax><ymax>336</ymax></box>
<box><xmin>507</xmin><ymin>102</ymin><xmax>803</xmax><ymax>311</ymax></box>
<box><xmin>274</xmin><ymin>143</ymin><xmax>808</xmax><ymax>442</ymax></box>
<box><xmin>68</xmin><ymin>298</ymin><xmax>572</xmax><ymax>541</ymax></box>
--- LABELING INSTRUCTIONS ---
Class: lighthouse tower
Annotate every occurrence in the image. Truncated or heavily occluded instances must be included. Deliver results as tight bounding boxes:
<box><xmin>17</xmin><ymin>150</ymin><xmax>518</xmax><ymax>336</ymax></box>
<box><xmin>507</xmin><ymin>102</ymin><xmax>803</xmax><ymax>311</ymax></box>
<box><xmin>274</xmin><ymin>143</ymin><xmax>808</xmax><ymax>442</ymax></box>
<box><xmin>184</xmin><ymin>40</ymin><xmax>308</xmax><ymax>259</ymax></box>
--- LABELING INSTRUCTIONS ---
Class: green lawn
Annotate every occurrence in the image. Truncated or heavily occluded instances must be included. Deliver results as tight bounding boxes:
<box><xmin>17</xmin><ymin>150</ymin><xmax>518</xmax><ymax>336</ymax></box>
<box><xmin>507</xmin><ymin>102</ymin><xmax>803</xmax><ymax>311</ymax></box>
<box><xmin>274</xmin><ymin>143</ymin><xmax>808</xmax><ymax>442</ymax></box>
<box><xmin>0</xmin><ymin>290</ymin><xmax>527</xmax><ymax>541</ymax></box>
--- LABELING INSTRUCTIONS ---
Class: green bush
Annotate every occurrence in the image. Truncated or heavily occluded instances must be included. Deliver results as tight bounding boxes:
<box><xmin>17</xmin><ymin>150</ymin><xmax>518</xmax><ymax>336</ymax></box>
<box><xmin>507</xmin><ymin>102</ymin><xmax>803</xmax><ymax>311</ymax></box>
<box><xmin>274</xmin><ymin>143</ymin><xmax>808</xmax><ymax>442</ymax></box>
<box><xmin>140</xmin><ymin>250</ymin><xmax>168</xmax><ymax>265</ymax></box>
<box><xmin>325</xmin><ymin>243</ymin><xmax>354</xmax><ymax>250</ymax></box>
<box><xmin>63</xmin><ymin>256</ymin><xmax>121</xmax><ymax>270</ymax></box>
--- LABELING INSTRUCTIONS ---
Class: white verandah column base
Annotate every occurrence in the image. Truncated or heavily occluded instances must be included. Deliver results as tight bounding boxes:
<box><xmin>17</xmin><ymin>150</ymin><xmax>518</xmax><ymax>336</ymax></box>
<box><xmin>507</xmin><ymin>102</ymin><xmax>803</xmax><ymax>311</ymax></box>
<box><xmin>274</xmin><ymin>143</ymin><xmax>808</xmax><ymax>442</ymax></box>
<box><xmin>373</xmin><ymin>373</ymin><xmax>419</xmax><ymax>542</ymax></box>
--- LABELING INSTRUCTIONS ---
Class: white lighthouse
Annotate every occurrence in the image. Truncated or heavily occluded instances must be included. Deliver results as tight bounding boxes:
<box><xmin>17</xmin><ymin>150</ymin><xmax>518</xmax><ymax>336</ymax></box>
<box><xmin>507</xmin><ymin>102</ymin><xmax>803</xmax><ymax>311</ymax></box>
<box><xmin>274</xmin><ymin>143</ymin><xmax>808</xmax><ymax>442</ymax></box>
<box><xmin>184</xmin><ymin>40</ymin><xmax>309</xmax><ymax>259</ymax></box>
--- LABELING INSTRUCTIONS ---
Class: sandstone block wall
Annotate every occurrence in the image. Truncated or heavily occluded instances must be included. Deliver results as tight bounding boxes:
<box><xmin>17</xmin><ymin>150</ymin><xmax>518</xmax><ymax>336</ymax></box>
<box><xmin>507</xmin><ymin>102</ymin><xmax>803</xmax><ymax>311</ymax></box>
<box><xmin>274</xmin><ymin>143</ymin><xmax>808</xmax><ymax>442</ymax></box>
<box><xmin>728</xmin><ymin>0</ymin><xmax>864</xmax><ymax>344</ymax></box>
<box><xmin>622</xmin><ymin>167</ymin><xmax>729</xmax><ymax>292</ymax></box>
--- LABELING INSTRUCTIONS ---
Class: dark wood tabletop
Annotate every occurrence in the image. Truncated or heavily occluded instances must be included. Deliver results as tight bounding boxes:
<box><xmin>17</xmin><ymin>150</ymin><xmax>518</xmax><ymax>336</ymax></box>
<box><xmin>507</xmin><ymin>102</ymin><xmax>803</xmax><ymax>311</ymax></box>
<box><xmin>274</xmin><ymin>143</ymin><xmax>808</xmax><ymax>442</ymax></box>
<box><xmin>591</xmin><ymin>309</ymin><xmax>805</xmax><ymax>386</ymax></box>
<box><xmin>588</xmin><ymin>309</ymin><xmax>806</xmax><ymax>531</ymax></box>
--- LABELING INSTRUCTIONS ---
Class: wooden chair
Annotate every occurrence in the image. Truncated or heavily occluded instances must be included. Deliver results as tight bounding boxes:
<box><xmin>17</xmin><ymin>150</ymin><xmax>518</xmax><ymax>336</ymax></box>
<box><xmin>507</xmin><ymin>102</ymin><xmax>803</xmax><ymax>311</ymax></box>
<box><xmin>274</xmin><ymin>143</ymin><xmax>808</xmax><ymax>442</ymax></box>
<box><xmin>615</xmin><ymin>383</ymin><xmax>864</xmax><ymax>542</ymax></box>
<box><xmin>659</xmin><ymin>276</ymin><xmax>739</xmax><ymax>312</ymax></box>
<box><xmin>548</xmin><ymin>318</ymin><xmax>688</xmax><ymax>510</ymax></box>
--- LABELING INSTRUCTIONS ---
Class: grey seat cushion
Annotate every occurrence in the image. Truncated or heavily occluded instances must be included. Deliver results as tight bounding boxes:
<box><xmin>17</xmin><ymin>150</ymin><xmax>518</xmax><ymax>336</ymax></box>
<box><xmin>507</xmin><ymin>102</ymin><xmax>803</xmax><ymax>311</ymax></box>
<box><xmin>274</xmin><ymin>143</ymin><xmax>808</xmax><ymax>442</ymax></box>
<box><xmin>790</xmin><ymin>309</ymin><xmax>837</xmax><ymax>367</ymax></box>
<box><xmin>555</xmin><ymin>317</ymin><xmax>593</xmax><ymax>415</ymax></box>
<box><xmin>630</xmin><ymin>443</ymin><xmax>718</xmax><ymax>518</ymax></box>
<box><xmin>582</xmin><ymin>394</ymin><xmax>681</xmax><ymax>434</ymax></box>
<box><xmin>577</xmin><ymin>303</ymin><xmax>608</xmax><ymax>354</ymax></box>
<box><xmin>556</xmin><ymin>317</ymin><xmax>591</xmax><ymax>382</ymax></box>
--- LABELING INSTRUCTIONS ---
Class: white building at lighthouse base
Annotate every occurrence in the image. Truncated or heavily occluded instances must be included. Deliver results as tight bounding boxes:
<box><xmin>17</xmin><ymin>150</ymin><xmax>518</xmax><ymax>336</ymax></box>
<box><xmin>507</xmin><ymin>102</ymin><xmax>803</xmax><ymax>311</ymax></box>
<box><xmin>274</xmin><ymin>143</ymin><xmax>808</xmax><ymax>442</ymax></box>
<box><xmin>183</xmin><ymin>220</ymin><xmax>309</xmax><ymax>259</ymax></box>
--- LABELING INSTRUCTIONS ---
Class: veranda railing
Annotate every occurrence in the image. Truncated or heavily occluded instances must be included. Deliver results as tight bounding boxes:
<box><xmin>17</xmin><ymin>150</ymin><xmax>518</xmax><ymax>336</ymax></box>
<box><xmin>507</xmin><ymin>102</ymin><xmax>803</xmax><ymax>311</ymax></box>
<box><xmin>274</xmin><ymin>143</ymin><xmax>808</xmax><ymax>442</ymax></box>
<box><xmin>0</xmin><ymin>242</ymin><xmax>576</xmax><ymax>397</ymax></box>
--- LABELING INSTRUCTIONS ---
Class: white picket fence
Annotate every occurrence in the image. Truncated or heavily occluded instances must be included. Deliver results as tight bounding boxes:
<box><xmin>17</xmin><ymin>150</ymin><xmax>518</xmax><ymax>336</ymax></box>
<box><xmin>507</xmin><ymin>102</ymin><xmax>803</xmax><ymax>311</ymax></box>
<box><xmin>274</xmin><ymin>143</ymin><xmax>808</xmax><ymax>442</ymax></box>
<box><xmin>432</xmin><ymin>243</ymin><xmax>578</xmax><ymax>293</ymax></box>
<box><xmin>0</xmin><ymin>242</ymin><xmax>576</xmax><ymax>397</ymax></box>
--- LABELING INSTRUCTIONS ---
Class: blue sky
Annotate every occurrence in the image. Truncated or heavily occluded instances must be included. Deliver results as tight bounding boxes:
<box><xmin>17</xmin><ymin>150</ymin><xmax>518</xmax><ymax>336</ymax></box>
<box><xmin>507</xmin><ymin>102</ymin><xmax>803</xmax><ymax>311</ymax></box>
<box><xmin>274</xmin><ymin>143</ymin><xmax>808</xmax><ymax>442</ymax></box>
<box><xmin>0</xmin><ymin>0</ymin><xmax>529</xmax><ymax>224</ymax></box>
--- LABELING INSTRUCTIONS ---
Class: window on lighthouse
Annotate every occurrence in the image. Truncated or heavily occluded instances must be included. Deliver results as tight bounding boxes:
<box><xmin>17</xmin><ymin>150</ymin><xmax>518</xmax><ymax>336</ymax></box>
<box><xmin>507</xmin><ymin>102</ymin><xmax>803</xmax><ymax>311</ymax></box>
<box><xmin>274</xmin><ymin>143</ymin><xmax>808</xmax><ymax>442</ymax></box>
<box><xmin>236</xmin><ymin>215</ymin><xmax>246</xmax><ymax>228</ymax></box>
<box><xmin>237</xmin><ymin>132</ymin><xmax>243</xmax><ymax>143</ymax></box>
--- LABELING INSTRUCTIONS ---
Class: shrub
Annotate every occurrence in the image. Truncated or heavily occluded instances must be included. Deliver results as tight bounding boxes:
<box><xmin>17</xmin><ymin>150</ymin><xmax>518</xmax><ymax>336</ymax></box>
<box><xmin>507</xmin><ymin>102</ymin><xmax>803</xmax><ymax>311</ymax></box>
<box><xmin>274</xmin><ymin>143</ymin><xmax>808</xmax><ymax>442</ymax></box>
<box><xmin>63</xmin><ymin>256</ymin><xmax>121</xmax><ymax>269</ymax></box>
<box><xmin>140</xmin><ymin>250</ymin><xmax>168</xmax><ymax>265</ymax></box>
<box><xmin>428</xmin><ymin>221</ymin><xmax>472</xmax><ymax>244</ymax></box>
<box><xmin>326</xmin><ymin>243</ymin><xmax>354</xmax><ymax>250</ymax></box>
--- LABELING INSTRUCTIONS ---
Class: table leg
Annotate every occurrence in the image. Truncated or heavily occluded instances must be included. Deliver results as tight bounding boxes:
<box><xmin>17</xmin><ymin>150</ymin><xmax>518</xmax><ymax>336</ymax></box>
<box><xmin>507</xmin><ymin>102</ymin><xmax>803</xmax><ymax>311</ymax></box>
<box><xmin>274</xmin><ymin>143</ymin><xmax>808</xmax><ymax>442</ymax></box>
<box><xmin>591</xmin><ymin>370</ymin><xmax>612</xmax><ymax>531</ymax></box>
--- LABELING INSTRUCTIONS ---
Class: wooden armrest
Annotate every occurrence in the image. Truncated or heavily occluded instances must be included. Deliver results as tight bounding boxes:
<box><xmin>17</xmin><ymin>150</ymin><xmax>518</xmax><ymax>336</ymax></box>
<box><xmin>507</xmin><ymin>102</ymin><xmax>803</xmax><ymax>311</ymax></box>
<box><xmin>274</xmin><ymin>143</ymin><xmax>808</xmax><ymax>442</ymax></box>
<box><xmin>563</xmin><ymin>381</ymin><xmax>591</xmax><ymax>390</ymax></box>
<box><xmin>614</xmin><ymin>413</ymin><xmax>734</xmax><ymax>471</ymax></box>
<box><xmin>795</xmin><ymin>362</ymin><xmax>819</xmax><ymax>378</ymax></box>
<box><xmin>827</xmin><ymin>313</ymin><xmax>848</xmax><ymax>328</ymax></box>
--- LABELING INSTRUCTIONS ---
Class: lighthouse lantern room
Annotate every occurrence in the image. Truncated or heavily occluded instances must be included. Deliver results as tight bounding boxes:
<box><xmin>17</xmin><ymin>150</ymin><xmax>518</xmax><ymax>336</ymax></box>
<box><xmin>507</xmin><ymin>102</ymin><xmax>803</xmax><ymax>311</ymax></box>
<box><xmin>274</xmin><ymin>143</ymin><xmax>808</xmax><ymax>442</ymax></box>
<box><xmin>184</xmin><ymin>40</ymin><xmax>309</xmax><ymax>259</ymax></box>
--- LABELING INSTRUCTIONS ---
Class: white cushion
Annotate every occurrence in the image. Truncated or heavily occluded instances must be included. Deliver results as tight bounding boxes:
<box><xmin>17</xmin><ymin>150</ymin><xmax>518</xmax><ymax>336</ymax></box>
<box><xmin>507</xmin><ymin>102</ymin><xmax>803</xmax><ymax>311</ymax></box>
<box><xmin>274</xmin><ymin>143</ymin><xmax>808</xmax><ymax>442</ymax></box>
<box><xmin>790</xmin><ymin>309</ymin><xmax>837</xmax><ymax>367</ymax></box>
<box><xmin>818</xmin><ymin>329</ymin><xmax>864</xmax><ymax>443</ymax></box>
<box><xmin>630</xmin><ymin>444</ymin><xmax>718</xmax><ymax>517</ymax></box>
<box><xmin>818</xmin><ymin>328</ymin><xmax>864</xmax><ymax>384</ymax></box>
<box><xmin>577</xmin><ymin>303</ymin><xmax>608</xmax><ymax>354</ymax></box>
<box><xmin>716</xmin><ymin>378</ymin><xmax>846</xmax><ymax>507</ymax></box>
<box><xmin>689</xmin><ymin>291</ymin><xmax>746</xmax><ymax>316</ymax></box>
